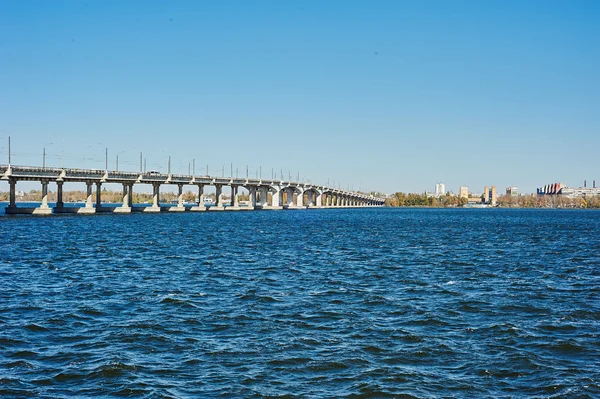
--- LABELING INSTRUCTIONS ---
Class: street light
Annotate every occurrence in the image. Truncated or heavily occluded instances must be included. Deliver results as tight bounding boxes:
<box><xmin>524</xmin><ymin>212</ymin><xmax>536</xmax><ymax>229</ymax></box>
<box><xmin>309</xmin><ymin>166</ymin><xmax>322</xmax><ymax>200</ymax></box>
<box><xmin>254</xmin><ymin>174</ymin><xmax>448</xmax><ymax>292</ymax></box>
<box><xmin>43</xmin><ymin>142</ymin><xmax>53</xmax><ymax>169</ymax></box>
<box><xmin>116</xmin><ymin>151</ymin><xmax>125</xmax><ymax>171</ymax></box>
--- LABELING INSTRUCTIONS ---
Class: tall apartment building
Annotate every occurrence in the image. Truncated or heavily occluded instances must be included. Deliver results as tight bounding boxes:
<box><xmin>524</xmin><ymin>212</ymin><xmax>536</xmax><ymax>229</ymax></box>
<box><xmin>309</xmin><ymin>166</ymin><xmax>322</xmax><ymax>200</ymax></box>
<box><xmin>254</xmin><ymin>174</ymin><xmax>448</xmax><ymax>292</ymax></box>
<box><xmin>459</xmin><ymin>186</ymin><xmax>469</xmax><ymax>199</ymax></box>
<box><xmin>483</xmin><ymin>185</ymin><xmax>497</xmax><ymax>206</ymax></box>
<box><xmin>435</xmin><ymin>183</ymin><xmax>446</xmax><ymax>196</ymax></box>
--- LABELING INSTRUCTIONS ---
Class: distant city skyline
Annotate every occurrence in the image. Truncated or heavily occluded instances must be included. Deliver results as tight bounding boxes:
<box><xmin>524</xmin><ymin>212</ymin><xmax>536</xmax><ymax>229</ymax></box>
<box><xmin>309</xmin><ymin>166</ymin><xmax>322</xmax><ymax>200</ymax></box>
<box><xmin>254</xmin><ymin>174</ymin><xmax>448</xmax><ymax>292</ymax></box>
<box><xmin>1</xmin><ymin>1</ymin><xmax>598</xmax><ymax>194</ymax></box>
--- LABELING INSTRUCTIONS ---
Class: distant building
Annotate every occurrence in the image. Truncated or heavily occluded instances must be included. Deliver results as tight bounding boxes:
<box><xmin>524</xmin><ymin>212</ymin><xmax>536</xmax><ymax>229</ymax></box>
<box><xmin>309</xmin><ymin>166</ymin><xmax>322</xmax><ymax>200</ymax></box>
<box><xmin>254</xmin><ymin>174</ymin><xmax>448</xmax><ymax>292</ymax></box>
<box><xmin>537</xmin><ymin>182</ymin><xmax>566</xmax><ymax>195</ymax></box>
<box><xmin>459</xmin><ymin>186</ymin><xmax>469</xmax><ymax>199</ymax></box>
<box><xmin>506</xmin><ymin>186</ymin><xmax>518</xmax><ymax>197</ymax></box>
<box><xmin>435</xmin><ymin>183</ymin><xmax>446</xmax><ymax>196</ymax></box>
<box><xmin>536</xmin><ymin>180</ymin><xmax>600</xmax><ymax>197</ymax></box>
<box><xmin>560</xmin><ymin>180</ymin><xmax>600</xmax><ymax>198</ymax></box>
<box><xmin>482</xmin><ymin>185</ymin><xmax>497</xmax><ymax>206</ymax></box>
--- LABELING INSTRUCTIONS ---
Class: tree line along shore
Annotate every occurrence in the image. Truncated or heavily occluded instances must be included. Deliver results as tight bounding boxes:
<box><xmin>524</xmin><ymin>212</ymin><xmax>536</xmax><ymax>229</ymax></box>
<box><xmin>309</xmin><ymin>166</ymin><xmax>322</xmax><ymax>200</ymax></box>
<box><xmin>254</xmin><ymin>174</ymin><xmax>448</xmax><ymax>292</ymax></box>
<box><xmin>385</xmin><ymin>192</ymin><xmax>600</xmax><ymax>209</ymax></box>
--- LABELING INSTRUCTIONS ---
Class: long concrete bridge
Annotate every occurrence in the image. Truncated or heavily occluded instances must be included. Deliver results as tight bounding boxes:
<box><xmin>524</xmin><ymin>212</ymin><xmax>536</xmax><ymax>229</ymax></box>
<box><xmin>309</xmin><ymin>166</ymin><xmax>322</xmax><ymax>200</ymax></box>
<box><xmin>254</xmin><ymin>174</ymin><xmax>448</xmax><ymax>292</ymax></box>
<box><xmin>0</xmin><ymin>165</ymin><xmax>386</xmax><ymax>215</ymax></box>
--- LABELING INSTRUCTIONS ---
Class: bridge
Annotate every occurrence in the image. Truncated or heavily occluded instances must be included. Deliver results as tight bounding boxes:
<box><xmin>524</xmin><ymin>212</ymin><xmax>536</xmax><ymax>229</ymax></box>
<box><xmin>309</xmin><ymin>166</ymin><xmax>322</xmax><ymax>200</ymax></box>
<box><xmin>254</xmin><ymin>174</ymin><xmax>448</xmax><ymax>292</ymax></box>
<box><xmin>0</xmin><ymin>165</ymin><xmax>386</xmax><ymax>215</ymax></box>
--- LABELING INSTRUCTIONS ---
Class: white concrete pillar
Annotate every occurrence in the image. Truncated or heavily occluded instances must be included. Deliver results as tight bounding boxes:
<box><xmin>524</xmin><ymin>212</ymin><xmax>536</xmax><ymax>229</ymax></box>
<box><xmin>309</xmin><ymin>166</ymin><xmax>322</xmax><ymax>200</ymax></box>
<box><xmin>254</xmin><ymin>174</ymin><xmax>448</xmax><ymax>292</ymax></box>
<box><xmin>8</xmin><ymin>179</ymin><xmax>16</xmax><ymax>208</ymax></box>
<box><xmin>197</xmin><ymin>184</ymin><xmax>204</xmax><ymax>205</ymax></box>
<box><xmin>177</xmin><ymin>184</ymin><xmax>184</xmax><ymax>208</ymax></box>
<box><xmin>271</xmin><ymin>188</ymin><xmax>280</xmax><ymax>207</ymax></box>
<box><xmin>249</xmin><ymin>187</ymin><xmax>257</xmax><ymax>207</ymax></box>
<box><xmin>261</xmin><ymin>187</ymin><xmax>269</xmax><ymax>206</ymax></box>
<box><xmin>297</xmin><ymin>189</ymin><xmax>304</xmax><ymax>207</ymax></box>
<box><xmin>128</xmin><ymin>184</ymin><xmax>134</xmax><ymax>208</ymax></box>
<box><xmin>152</xmin><ymin>184</ymin><xmax>160</xmax><ymax>208</ymax></box>
<box><xmin>86</xmin><ymin>182</ymin><xmax>93</xmax><ymax>208</ymax></box>
<box><xmin>122</xmin><ymin>183</ymin><xmax>130</xmax><ymax>209</ymax></box>
<box><xmin>57</xmin><ymin>182</ymin><xmax>64</xmax><ymax>207</ymax></box>
<box><xmin>40</xmin><ymin>181</ymin><xmax>49</xmax><ymax>209</ymax></box>
<box><xmin>216</xmin><ymin>184</ymin><xmax>223</xmax><ymax>207</ymax></box>
<box><xmin>96</xmin><ymin>182</ymin><xmax>102</xmax><ymax>208</ymax></box>
<box><xmin>286</xmin><ymin>188</ymin><xmax>293</xmax><ymax>206</ymax></box>
<box><xmin>316</xmin><ymin>192</ymin><xmax>322</xmax><ymax>207</ymax></box>
<box><xmin>231</xmin><ymin>186</ymin><xmax>239</xmax><ymax>207</ymax></box>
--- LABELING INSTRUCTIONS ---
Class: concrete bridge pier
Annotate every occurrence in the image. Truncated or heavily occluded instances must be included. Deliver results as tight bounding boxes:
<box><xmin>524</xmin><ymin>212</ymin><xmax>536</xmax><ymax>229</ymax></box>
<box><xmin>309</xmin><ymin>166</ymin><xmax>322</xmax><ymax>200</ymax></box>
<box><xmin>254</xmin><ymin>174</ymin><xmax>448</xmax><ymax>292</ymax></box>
<box><xmin>83</xmin><ymin>182</ymin><xmax>95</xmax><ymax>212</ymax></box>
<box><xmin>210</xmin><ymin>184</ymin><xmax>225</xmax><ymax>211</ymax></box>
<box><xmin>296</xmin><ymin>188</ymin><xmax>304</xmax><ymax>208</ymax></box>
<box><xmin>8</xmin><ymin>179</ymin><xmax>16</xmax><ymax>209</ymax></box>
<box><xmin>255</xmin><ymin>186</ymin><xmax>268</xmax><ymax>209</ymax></box>
<box><xmin>168</xmin><ymin>183</ymin><xmax>185</xmax><ymax>212</ymax></box>
<box><xmin>227</xmin><ymin>185</ymin><xmax>242</xmax><ymax>210</ymax></box>
<box><xmin>114</xmin><ymin>183</ymin><xmax>132</xmax><ymax>213</ymax></box>
<box><xmin>29</xmin><ymin>180</ymin><xmax>52</xmax><ymax>215</ymax></box>
<box><xmin>39</xmin><ymin>180</ymin><xmax>51</xmax><ymax>212</ymax></box>
<box><xmin>56</xmin><ymin>181</ymin><xmax>64</xmax><ymax>208</ymax></box>
<box><xmin>316</xmin><ymin>192</ymin><xmax>322</xmax><ymax>207</ymax></box>
<box><xmin>268</xmin><ymin>187</ymin><xmax>283</xmax><ymax>209</ymax></box>
<box><xmin>96</xmin><ymin>182</ymin><xmax>102</xmax><ymax>208</ymax></box>
<box><xmin>190</xmin><ymin>184</ymin><xmax>205</xmax><ymax>211</ymax></box>
<box><xmin>249</xmin><ymin>187</ymin><xmax>257</xmax><ymax>209</ymax></box>
<box><xmin>284</xmin><ymin>188</ymin><xmax>293</xmax><ymax>208</ymax></box>
<box><xmin>144</xmin><ymin>183</ymin><xmax>160</xmax><ymax>212</ymax></box>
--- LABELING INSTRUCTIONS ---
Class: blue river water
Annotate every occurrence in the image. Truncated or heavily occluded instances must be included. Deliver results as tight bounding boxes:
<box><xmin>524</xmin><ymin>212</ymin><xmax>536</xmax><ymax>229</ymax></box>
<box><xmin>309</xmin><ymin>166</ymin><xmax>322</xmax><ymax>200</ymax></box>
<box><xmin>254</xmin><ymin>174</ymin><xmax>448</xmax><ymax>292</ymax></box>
<box><xmin>1</xmin><ymin>206</ymin><xmax>599</xmax><ymax>398</ymax></box>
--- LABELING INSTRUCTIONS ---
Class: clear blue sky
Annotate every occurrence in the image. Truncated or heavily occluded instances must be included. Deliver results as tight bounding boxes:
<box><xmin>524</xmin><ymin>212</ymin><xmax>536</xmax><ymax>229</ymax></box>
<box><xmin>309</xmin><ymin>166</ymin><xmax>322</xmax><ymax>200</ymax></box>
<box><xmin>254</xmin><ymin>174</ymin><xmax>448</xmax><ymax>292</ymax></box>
<box><xmin>1</xmin><ymin>0</ymin><xmax>598</xmax><ymax>194</ymax></box>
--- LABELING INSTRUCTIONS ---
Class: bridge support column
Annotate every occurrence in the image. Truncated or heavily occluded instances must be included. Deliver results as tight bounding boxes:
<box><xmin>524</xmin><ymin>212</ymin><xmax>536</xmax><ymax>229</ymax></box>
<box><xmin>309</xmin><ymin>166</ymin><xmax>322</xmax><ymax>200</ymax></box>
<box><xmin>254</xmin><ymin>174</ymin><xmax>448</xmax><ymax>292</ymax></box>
<box><xmin>56</xmin><ymin>182</ymin><xmax>64</xmax><ymax>208</ymax></box>
<box><xmin>191</xmin><ymin>184</ymin><xmax>205</xmax><ymax>211</ymax></box>
<box><xmin>316</xmin><ymin>193</ymin><xmax>322</xmax><ymax>207</ymax></box>
<box><xmin>285</xmin><ymin>188</ymin><xmax>293</xmax><ymax>207</ymax></box>
<box><xmin>178</xmin><ymin>184</ymin><xmax>183</xmax><ymax>207</ymax></box>
<box><xmin>270</xmin><ymin>187</ymin><xmax>282</xmax><ymax>209</ymax></box>
<box><xmin>85</xmin><ymin>182</ymin><xmax>93</xmax><ymax>208</ymax></box>
<box><xmin>296</xmin><ymin>189</ymin><xmax>304</xmax><ymax>207</ymax></box>
<box><xmin>8</xmin><ymin>179</ymin><xmax>16</xmax><ymax>208</ymax></box>
<box><xmin>216</xmin><ymin>184</ymin><xmax>223</xmax><ymax>207</ymax></box>
<box><xmin>152</xmin><ymin>184</ymin><xmax>160</xmax><ymax>210</ymax></box>
<box><xmin>167</xmin><ymin>183</ymin><xmax>185</xmax><ymax>212</ymax></box>
<box><xmin>128</xmin><ymin>184</ymin><xmax>133</xmax><ymax>208</ymax></box>
<box><xmin>249</xmin><ymin>187</ymin><xmax>257</xmax><ymax>209</ymax></box>
<box><xmin>40</xmin><ymin>181</ymin><xmax>50</xmax><ymax>209</ymax></box>
<box><xmin>115</xmin><ymin>183</ymin><xmax>132</xmax><ymax>213</ymax></box>
<box><xmin>211</xmin><ymin>184</ymin><xmax>225</xmax><ymax>210</ymax></box>
<box><xmin>96</xmin><ymin>182</ymin><xmax>102</xmax><ymax>208</ymax></box>
<box><xmin>260</xmin><ymin>187</ymin><xmax>269</xmax><ymax>208</ymax></box>
<box><xmin>30</xmin><ymin>180</ymin><xmax>52</xmax><ymax>215</ymax></box>
<box><xmin>228</xmin><ymin>185</ymin><xmax>240</xmax><ymax>210</ymax></box>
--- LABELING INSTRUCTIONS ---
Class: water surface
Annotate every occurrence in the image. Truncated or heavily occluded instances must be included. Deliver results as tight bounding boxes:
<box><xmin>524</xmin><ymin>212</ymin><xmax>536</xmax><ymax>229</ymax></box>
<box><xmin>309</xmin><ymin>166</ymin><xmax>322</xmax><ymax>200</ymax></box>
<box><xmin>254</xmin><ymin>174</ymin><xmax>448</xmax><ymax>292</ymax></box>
<box><xmin>1</xmin><ymin>207</ymin><xmax>599</xmax><ymax>397</ymax></box>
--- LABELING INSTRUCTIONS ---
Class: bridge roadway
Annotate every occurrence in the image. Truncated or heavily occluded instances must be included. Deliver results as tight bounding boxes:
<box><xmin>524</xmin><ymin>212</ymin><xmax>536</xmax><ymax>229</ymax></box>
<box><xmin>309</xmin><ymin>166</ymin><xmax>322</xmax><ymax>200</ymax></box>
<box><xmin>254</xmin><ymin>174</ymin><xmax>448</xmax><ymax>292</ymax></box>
<box><xmin>0</xmin><ymin>165</ymin><xmax>386</xmax><ymax>215</ymax></box>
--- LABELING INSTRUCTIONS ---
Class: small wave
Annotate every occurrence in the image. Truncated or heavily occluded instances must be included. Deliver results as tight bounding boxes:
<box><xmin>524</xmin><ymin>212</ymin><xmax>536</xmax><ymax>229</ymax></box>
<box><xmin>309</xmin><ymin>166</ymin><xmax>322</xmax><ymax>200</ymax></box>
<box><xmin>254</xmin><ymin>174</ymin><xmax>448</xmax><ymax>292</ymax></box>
<box><xmin>24</xmin><ymin>323</ymin><xmax>49</xmax><ymax>332</ymax></box>
<box><xmin>267</xmin><ymin>357</ymin><xmax>312</xmax><ymax>366</ymax></box>
<box><xmin>307</xmin><ymin>361</ymin><xmax>350</xmax><ymax>372</ymax></box>
<box><xmin>90</xmin><ymin>361</ymin><xmax>139</xmax><ymax>378</ymax></box>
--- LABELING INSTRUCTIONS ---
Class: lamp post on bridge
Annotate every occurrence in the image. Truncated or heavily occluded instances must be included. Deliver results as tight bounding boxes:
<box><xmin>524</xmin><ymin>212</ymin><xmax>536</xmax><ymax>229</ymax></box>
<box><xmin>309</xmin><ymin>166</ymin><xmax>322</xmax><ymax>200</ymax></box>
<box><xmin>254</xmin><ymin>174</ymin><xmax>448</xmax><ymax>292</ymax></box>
<box><xmin>43</xmin><ymin>142</ymin><xmax>53</xmax><ymax>170</ymax></box>
<box><xmin>116</xmin><ymin>151</ymin><xmax>125</xmax><ymax>172</ymax></box>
